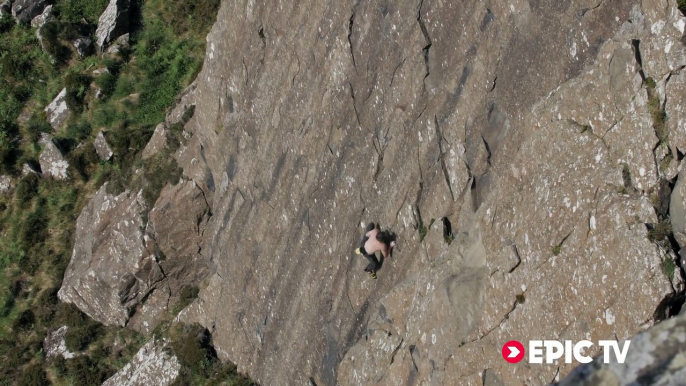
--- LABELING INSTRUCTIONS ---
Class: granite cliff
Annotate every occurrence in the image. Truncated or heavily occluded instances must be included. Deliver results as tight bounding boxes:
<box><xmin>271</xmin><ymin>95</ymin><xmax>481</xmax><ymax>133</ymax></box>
<box><xmin>57</xmin><ymin>0</ymin><xmax>686</xmax><ymax>384</ymax></box>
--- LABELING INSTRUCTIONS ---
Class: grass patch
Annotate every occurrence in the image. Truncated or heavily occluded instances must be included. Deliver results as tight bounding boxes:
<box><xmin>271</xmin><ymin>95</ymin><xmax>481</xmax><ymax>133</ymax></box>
<box><xmin>662</xmin><ymin>257</ymin><xmax>676</xmax><ymax>280</ymax></box>
<box><xmin>648</xmin><ymin>221</ymin><xmax>672</xmax><ymax>243</ymax></box>
<box><xmin>552</xmin><ymin>245</ymin><xmax>562</xmax><ymax>256</ymax></box>
<box><xmin>516</xmin><ymin>294</ymin><xmax>526</xmax><ymax>304</ymax></box>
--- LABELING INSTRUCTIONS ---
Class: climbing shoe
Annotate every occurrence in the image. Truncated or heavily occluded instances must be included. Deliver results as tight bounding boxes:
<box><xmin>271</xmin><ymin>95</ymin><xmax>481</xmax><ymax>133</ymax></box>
<box><xmin>370</xmin><ymin>271</ymin><xmax>377</xmax><ymax>279</ymax></box>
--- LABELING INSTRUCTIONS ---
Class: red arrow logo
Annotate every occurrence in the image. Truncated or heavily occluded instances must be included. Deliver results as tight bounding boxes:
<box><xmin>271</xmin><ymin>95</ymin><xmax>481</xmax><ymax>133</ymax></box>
<box><xmin>502</xmin><ymin>340</ymin><xmax>525</xmax><ymax>363</ymax></box>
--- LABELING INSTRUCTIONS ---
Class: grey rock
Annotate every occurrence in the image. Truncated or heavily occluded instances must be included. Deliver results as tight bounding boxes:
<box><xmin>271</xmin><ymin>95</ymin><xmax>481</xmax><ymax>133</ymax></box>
<box><xmin>21</xmin><ymin>163</ymin><xmax>39</xmax><ymax>176</ymax></box>
<box><xmin>101</xmin><ymin>338</ymin><xmax>180</xmax><ymax>386</ymax></box>
<box><xmin>95</xmin><ymin>0</ymin><xmax>130</xmax><ymax>53</ymax></box>
<box><xmin>0</xmin><ymin>0</ymin><xmax>12</xmax><ymax>18</ymax></box>
<box><xmin>39</xmin><ymin>140</ymin><xmax>69</xmax><ymax>180</ymax></box>
<box><xmin>68</xmin><ymin>0</ymin><xmax>686</xmax><ymax>385</ymax></box>
<box><xmin>0</xmin><ymin>175</ymin><xmax>12</xmax><ymax>194</ymax></box>
<box><xmin>11</xmin><ymin>0</ymin><xmax>44</xmax><ymax>24</ymax></box>
<box><xmin>72</xmin><ymin>37</ymin><xmax>93</xmax><ymax>58</ymax></box>
<box><xmin>92</xmin><ymin>67</ymin><xmax>110</xmax><ymax>76</ymax></box>
<box><xmin>557</xmin><ymin>311</ymin><xmax>686</xmax><ymax>386</ymax></box>
<box><xmin>141</xmin><ymin>123</ymin><xmax>167</xmax><ymax>160</ymax></box>
<box><xmin>58</xmin><ymin>185</ymin><xmax>153</xmax><ymax>326</ymax></box>
<box><xmin>673</xmin><ymin>170</ymin><xmax>686</xmax><ymax>247</ymax></box>
<box><xmin>43</xmin><ymin>326</ymin><xmax>76</xmax><ymax>359</ymax></box>
<box><xmin>104</xmin><ymin>33</ymin><xmax>130</xmax><ymax>56</ymax></box>
<box><xmin>44</xmin><ymin>88</ymin><xmax>69</xmax><ymax>130</ymax></box>
<box><xmin>29</xmin><ymin>2</ymin><xmax>49</xmax><ymax>27</ymax></box>
<box><xmin>94</xmin><ymin>130</ymin><xmax>113</xmax><ymax>161</ymax></box>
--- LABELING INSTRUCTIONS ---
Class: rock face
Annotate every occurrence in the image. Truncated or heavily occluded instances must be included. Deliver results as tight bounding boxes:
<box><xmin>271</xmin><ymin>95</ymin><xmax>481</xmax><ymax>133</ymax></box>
<box><xmin>43</xmin><ymin>326</ymin><xmax>75</xmax><ymax>360</ymax></box>
<box><xmin>10</xmin><ymin>0</ymin><xmax>44</xmax><ymax>24</ymax></box>
<box><xmin>58</xmin><ymin>180</ymin><xmax>209</xmax><ymax>331</ymax></box>
<box><xmin>558</xmin><ymin>311</ymin><xmax>686</xmax><ymax>385</ymax></box>
<box><xmin>101</xmin><ymin>338</ymin><xmax>180</xmax><ymax>386</ymax></box>
<box><xmin>72</xmin><ymin>37</ymin><xmax>93</xmax><ymax>58</ymax></box>
<box><xmin>94</xmin><ymin>130</ymin><xmax>113</xmax><ymax>161</ymax></box>
<box><xmin>44</xmin><ymin>88</ymin><xmax>69</xmax><ymax>130</ymax></box>
<box><xmin>39</xmin><ymin>140</ymin><xmax>68</xmax><ymax>180</ymax></box>
<box><xmin>95</xmin><ymin>0</ymin><xmax>130</xmax><ymax>53</ymax></box>
<box><xmin>65</xmin><ymin>0</ymin><xmax>686</xmax><ymax>385</ymax></box>
<box><xmin>29</xmin><ymin>3</ymin><xmax>50</xmax><ymax>28</ymax></box>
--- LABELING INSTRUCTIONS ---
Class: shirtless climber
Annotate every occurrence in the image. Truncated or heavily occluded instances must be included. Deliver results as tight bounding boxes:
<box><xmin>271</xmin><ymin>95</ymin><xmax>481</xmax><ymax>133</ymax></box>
<box><xmin>355</xmin><ymin>222</ymin><xmax>396</xmax><ymax>279</ymax></box>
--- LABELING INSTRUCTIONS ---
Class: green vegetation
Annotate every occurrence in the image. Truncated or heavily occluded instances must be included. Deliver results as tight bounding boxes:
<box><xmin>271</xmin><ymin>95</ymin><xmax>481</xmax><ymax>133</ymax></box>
<box><xmin>172</xmin><ymin>285</ymin><xmax>200</xmax><ymax>315</ymax></box>
<box><xmin>168</xmin><ymin>323</ymin><xmax>256</xmax><ymax>386</ymax></box>
<box><xmin>0</xmin><ymin>0</ymin><xmax>237</xmax><ymax>384</ymax></box>
<box><xmin>662</xmin><ymin>257</ymin><xmax>676</xmax><ymax>280</ymax></box>
<box><xmin>516</xmin><ymin>294</ymin><xmax>526</xmax><ymax>304</ymax></box>
<box><xmin>679</xmin><ymin>0</ymin><xmax>686</xmax><ymax>15</ymax></box>
<box><xmin>552</xmin><ymin>245</ymin><xmax>562</xmax><ymax>256</ymax></box>
<box><xmin>645</xmin><ymin>77</ymin><xmax>668</xmax><ymax>145</ymax></box>
<box><xmin>648</xmin><ymin>221</ymin><xmax>672</xmax><ymax>243</ymax></box>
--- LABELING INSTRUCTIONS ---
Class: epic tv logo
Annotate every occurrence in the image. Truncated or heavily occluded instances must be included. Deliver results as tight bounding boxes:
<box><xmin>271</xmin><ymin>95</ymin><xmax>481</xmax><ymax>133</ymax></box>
<box><xmin>502</xmin><ymin>340</ymin><xmax>631</xmax><ymax>364</ymax></box>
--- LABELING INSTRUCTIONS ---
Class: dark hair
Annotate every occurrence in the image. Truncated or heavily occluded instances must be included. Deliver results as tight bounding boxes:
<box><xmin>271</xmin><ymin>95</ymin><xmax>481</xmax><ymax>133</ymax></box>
<box><xmin>376</xmin><ymin>230</ymin><xmax>396</xmax><ymax>246</ymax></box>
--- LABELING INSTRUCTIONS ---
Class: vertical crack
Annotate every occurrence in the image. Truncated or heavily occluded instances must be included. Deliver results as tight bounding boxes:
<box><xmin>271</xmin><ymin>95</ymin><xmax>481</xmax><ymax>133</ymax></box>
<box><xmin>417</xmin><ymin>0</ymin><xmax>432</xmax><ymax>80</ymax></box>
<box><xmin>348</xmin><ymin>9</ymin><xmax>357</xmax><ymax>71</ymax></box>
<box><xmin>435</xmin><ymin>115</ymin><xmax>455</xmax><ymax>201</ymax></box>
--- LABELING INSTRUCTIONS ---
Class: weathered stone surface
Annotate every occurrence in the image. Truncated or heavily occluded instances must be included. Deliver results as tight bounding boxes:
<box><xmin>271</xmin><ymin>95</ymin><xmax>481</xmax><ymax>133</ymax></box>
<box><xmin>101</xmin><ymin>338</ymin><xmax>180</xmax><ymax>386</ymax></box>
<box><xmin>44</xmin><ymin>88</ymin><xmax>69</xmax><ymax>130</ymax></box>
<box><xmin>72</xmin><ymin>37</ymin><xmax>93</xmax><ymax>57</ymax></box>
<box><xmin>0</xmin><ymin>175</ymin><xmax>11</xmax><ymax>194</ymax></box>
<box><xmin>21</xmin><ymin>163</ymin><xmax>39</xmax><ymax>176</ymax></box>
<box><xmin>43</xmin><ymin>326</ymin><xmax>76</xmax><ymax>360</ymax></box>
<box><xmin>94</xmin><ymin>130</ymin><xmax>113</xmax><ymax>161</ymax></box>
<box><xmin>71</xmin><ymin>0</ymin><xmax>686</xmax><ymax>385</ymax></box>
<box><xmin>10</xmin><ymin>0</ymin><xmax>44</xmax><ymax>24</ymax></box>
<box><xmin>95</xmin><ymin>0</ymin><xmax>130</xmax><ymax>53</ymax></box>
<box><xmin>39</xmin><ymin>140</ymin><xmax>68</xmax><ymax>180</ymax></box>
<box><xmin>141</xmin><ymin>123</ymin><xmax>167</xmax><ymax>160</ymax></box>
<box><xmin>104</xmin><ymin>33</ymin><xmax>130</xmax><ymax>56</ymax></box>
<box><xmin>673</xmin><ymin>170</ymin><xmax>686</xmax><ymax>244</ymax></box>
<box><xmin>29</xmin><ymin>2</ymin><xmax>49</xmax><ymax>28</ymax></box>
<box><xmin>58</xmin><ymin>185</ymin><xmax>156</xmax><ymax>326</ymax></box>
<box><xmin>558</xmin><ymin>311</ymin><xmax>686</xmax><ymax>385</ymax></box>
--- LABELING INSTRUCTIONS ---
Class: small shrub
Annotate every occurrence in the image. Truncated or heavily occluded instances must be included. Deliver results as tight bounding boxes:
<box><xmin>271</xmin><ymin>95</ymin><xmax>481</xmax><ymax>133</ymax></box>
<box><xmin>142</xmin><ymin>151</ymin><xmax>183</xmax><ymax>206</ymax></box>
<box><xmin>552</xmin><ymin>245</ymin><xmax>562</xmax><ymax>256</ymax></box>
<box><xmin>65</xmin><ymin>73</ymin><xmax>92</xmax><ymax>113</ymax></box>
<box><xmin>17</xmin><ymin>362</ymin><xmax>49</xmax><ymax>386</ymax></box>
<box><xmin>662</xmin><ymin>257</ymin><xmax>676</xmax><ymax>280</ymax></box>
<box><xmin>173</xmin><ymin>286</ymin><xmax>199</xmax><ymax>315</ymax></box>
<box><xmin>648</xmin><ymin>221</ymin><xmax>672</xmax><ymax>243</ymax></box>
<box><xmin>14</xmin><ymin>174</ymin><xmax>40</xmax><ymax>208</ymax></box>
<box><xmin>65</xmin><ymin>322</ymin><xmax>102</xmax><ymax>352</ymax></box>
<box><xmin>12</xmin><ymin>309</ymin><xmax>35</xmax><ymax>332</ymax></box>
<box><xmin>680</xmin><ymin>0</ymin><xmax>686</xmax><ymax>15</ymax></box>
<box><xmin>516</xmin><ymin>294</ymin><xmax>526</xmax><ymax>304</ymax></box>
<box><xmin>64</xmin><ymin>356</ymin><xmax>110</xmax><ymax>385</ymax></box>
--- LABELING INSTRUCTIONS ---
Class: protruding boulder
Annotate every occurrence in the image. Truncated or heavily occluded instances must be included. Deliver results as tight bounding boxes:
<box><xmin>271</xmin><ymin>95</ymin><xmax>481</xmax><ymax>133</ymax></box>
<box><xmin>39</xmin><ymin>140</ymin><xmax>68</xmax><ymax>180</ymax></box>
<box><xmin>0</xmin><ymin>175</ymin><xmax>11</xmax><ymax>194</ymax></box>
<box><xmin>94</xmin><ymin>130</ymin><xmax>113</xmax><ymax>161</ymax></box>
<box><xmin>11</xmin><ymin>0</ymin><xmax>45</xmax><ymax>24</ymax></box>
<box><xmin>141</xmin><ymin>123</ymin><xmax>167</xmax><ymax>160</ymax></box>
<box><xmin>72</xmin><ymin>37</ymin><xmax>93</xmax><ymax>58</ymax></box>
<box><xmin>57</xmin><ymin>185</ymin><xmax>156</xmax><ymax>326</ymax></box>
<box><xmin>43</xmin><ymin>326</ymin><xmax>76</xmax><ymax>360</ymax></box>
<box><xmin>95</xmin><ymin>0</ymin><xmax>130</xmax><ymax>53</ymax></box>
<box><xmin>29</xmin><ymin>2</ymin><xmax>50</xmax><ymax>27</ymax></box>
<box><xmin>21</xmin><ymin>163</ymin><xmax>39</xmax><ymax>176</ymax></box>
<box><xmin>101</xmin><ymin>338</ymin><xmax>180</xmax><ymax>386</ymax></box>
<box><xmin>558</xmin><ymin>311</ymin><xmax>686</xmax><ymax>385</ymax></box>
<box><xmin>44</xmin><ymin>88</ymin><xmax>69</xmax><ymax>130</ymax></box>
